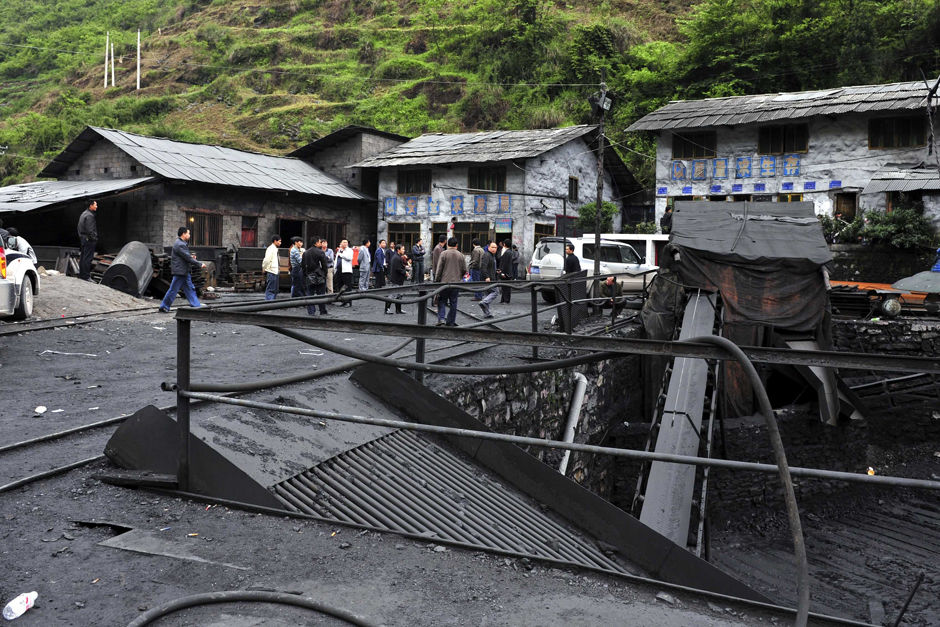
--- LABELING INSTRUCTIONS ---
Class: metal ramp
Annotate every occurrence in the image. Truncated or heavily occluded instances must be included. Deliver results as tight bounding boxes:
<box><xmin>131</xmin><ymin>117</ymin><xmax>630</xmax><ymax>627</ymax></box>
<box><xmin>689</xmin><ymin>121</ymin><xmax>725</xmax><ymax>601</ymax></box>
<box><xmin>638</xmin><ymin>292</ymin><xmax>718</xmax><ymax>548</ymax></box>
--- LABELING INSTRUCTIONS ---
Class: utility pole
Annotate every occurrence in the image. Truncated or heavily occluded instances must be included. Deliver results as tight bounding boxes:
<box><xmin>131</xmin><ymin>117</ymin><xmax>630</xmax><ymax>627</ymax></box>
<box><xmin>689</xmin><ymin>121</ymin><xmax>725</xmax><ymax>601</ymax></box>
<box><xmin>137</xmin><ymin>30</ymin><xmax>141</xmax><ymax>91</ymax></box>
<box><xmin>593</xmin><ymin>68</ymin><xmax>608</xmax><ymax>285</ymax></box>
<box><xmin>104</xmin><ymin>32</ymin><xmax>109</xmax><ymax>88</ymax></box>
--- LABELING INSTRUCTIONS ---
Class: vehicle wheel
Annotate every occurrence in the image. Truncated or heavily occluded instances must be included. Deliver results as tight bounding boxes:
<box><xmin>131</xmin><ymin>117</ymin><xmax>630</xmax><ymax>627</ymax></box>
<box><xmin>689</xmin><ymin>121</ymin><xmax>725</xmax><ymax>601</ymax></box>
<box><xmin>540</xmin><ymin>287</ymin><xmax>556</xmax><ymax>304</ymax></box>
<box><xmin>13</xmin><ymin>275</ymin><xmax>33</xmax><ymax>320</ymax></box>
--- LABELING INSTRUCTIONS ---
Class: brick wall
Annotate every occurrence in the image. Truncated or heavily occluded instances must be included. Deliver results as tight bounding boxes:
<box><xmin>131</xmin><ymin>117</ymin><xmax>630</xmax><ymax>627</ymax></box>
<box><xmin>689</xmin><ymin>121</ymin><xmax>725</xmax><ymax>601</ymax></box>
<box><xmin>63</xmin><ymin>139</ymin><xmax>151</xmax><ymax>181</ymax></box>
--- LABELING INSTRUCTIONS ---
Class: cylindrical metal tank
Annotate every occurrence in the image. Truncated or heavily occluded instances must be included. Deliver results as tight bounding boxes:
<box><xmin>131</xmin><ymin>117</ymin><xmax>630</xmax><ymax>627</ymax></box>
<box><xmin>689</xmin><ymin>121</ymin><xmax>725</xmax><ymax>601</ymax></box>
<box><xmin>101</xmin><ymin>241</ymin><xmax>154</xmax><ymax>297</ymax></box>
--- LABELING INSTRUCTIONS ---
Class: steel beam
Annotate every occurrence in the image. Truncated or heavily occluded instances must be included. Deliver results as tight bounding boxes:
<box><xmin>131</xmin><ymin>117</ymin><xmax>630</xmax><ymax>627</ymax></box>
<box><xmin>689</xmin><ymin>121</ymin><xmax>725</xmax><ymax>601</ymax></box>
<box><xmin>175</xmin><ymin>307</ymin><xmax>940</xmax><ymax>374</ymax></box>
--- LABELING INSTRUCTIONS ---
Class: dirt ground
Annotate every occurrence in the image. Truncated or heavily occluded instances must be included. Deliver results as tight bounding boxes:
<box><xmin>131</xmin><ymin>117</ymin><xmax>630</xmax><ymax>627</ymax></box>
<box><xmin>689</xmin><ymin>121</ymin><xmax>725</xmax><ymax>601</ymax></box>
<box><xmin>31</xmin><ymin>273</ymin><xmax>157</xmax><ymax>319</ymax></box>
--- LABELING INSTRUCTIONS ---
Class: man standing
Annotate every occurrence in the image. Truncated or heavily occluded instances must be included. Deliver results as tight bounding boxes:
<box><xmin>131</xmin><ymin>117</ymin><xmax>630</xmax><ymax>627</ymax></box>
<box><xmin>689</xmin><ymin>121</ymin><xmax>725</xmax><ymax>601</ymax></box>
<box><xmin>357</xmin><ymin>238</ymin><xmax>371</xmax><ymax>291</ymax></box>
<box><xmin>159</xmin><ymin>227</ymin><xmax>206</xmax><ymax>312</ymax></box>
<box><xmin>302</xmin><ymin>237</ymin><xmax>329</xmax><ymax>316</ymax></box>
<box><xmin>436</xmin><ymin>237</ymin><xmax>466</xmax><ymax>327</ymax></box>
<box><xmin>431</xmin><ymin>234</ymin><xmax>446</xmax><ymax>281</ymax></box>
<box><xmin>411</xmin><ymin>238</ymin><xmax>426</xmax><ymax>284</ymax></box>
<box><xmin>660</xmin><ymin>206</ymin><xmax>673</xmax><ymax>234</ymax></box>
<box><xmin>335</xmin><ymin>239</ymin><xmax>354</xmax><ymax>304</ymax></box>
<box><xmin>385</xmin><ymin>244</ymin><xmax>408</xmax><ymax>314</ymax></box>
<box><xmin>77</xmin><ymin>200</ymin><xmax>98</xmax><ymax>281</ymax></box>
<box><xmin>372</xmin><ymin>239</ymin><xmax>387</xmax><ymax>289</ymax></box>
<box><xmin>289</xmin><ymin>237</ymin><xmax>305</xmax><ymax>299</ymax></box>
<box><xmin>478</xmin><ymin>241</ymin><xmax>499</xmax><ymax>318</ymax></box>
<box><xmin>262</xmin><ymin>234</ymin><xmax>282</xmax><ymax>300</ymax></box>
<box><xmin>563</xmin><ymin>243</ymin><xmax>581</xmax><ymax>274</ymax></box>
<box><xmin>498</xmin><ymin>239</ymin><xmax>514</xmax><ymax>304</ymax></box>
<box><xmin>322</xmin><ymin>239</ymin><xmax>334</xmax><ymax>294</ymax></box>
<box><xmin>468</xmin><ymin>238</ymin><xmax>484</xmax><ymax>299</ymax></box>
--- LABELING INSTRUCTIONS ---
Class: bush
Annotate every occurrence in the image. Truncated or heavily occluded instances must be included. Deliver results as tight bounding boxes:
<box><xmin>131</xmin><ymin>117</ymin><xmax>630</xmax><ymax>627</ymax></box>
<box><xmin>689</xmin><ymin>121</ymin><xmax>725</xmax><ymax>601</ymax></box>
<box><xmin>826</xmin><ymin>208</ymin><xmax>937</xmax><ymax>249</ymax></box>
<box><xmin>576</xmin><ymin>201</ymin><xmax>619</xmax><ymax>232</ymax></box>
<box><xmin>374</xmin><ymin>57</ymin><xmax>432</xmax><ymax>80</ymax></box>
<box><xmin>632</xmin><ymin>221</ymin><xmax>658</xmax><ymax>234</ymax></box>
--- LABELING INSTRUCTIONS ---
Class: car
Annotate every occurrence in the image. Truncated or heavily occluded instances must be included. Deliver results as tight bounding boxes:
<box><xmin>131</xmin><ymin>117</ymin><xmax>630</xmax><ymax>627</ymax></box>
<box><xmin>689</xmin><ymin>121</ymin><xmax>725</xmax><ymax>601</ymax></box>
<box><xmin>527</xmin><ymin>236</ymin><xmax>657</xmax><ymax>303</ymax></box>
<box><xmin>0</xmin><ymin>242</ymin><xmax>39</xmax><ymax>320</ymax></box>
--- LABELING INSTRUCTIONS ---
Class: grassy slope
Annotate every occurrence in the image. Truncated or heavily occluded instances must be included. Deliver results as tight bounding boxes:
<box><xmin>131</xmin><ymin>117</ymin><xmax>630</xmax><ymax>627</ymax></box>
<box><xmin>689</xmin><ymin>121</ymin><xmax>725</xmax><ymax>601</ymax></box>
<box><xmin>0</xmin><ymin>0</ymin><xmax>694</xmax><ymax>184</ymax></box>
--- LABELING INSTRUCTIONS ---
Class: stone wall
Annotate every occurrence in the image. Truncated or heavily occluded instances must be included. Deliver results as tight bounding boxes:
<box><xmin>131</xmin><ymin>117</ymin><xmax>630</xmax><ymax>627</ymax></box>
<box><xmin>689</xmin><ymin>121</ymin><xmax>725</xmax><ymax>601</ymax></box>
<box><xmin>63</xmin><ymin>139</ymin><xmax>152</xmax><ymax>181</ymax></box>
<box><xmin>828</xmin><ymin>244</ymin><xmax>936</xmax><ymax>283</ymax></box>
<box><xmin>430</xmin><ymin>328</ymin><xmax>643</xmax><ymax>498</ymax></box>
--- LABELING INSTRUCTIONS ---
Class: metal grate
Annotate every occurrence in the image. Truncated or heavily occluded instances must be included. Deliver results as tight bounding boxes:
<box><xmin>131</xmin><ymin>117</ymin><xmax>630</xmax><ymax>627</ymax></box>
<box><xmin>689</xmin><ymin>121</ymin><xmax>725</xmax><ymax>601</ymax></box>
<box><xmin>272</xmin><ymin>429</ymin><xmax>632</xmax><ymax>574</ymax></box>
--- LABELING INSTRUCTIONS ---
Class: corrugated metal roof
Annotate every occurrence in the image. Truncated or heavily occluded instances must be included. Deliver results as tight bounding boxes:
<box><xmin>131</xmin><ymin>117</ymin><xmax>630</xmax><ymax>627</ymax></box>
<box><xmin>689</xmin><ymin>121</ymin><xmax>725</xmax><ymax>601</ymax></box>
<box><xmin>352</xmin><ymin>125</ymin><xmax>597</xmax><ymax>167</ymax></box>
<box><xmin>628</xmin><ymin>79</ymin><xmax>935</xmax><ymax>132</ymax></box>
<box><xmin>0</xmin><ymin>177</ymin><xmax>155</xmax><ymax>213</ymax></box>
<box><xmin>273</xmin><ymin>428</ymin><xmax>636</xmax><ymax>575</ymax></box>
<box><xmin>40</xmin><ymin>127</ymin><xmax>369</xmax><ymax>200</ymax></box>
<box><xmin>862</xmin><ymin>168</ymin><xmax>940</xmax><ymax>194</ymax></box>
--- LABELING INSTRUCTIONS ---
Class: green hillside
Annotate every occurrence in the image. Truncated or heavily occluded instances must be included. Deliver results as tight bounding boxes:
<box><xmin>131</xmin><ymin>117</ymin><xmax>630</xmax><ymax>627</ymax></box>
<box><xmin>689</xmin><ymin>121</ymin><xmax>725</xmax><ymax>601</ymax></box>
<box><xmin>0</xmin><ymin>0</ymin><xmax>937</xmax><ymax>187</ymax></box>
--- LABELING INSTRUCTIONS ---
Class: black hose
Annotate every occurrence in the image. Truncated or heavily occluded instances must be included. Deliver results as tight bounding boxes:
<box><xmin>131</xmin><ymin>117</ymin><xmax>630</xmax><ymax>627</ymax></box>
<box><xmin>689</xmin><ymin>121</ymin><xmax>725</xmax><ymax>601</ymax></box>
<box><xmin>126</xmin><ymin>590</ymin><xmax>376</xmax><ymax>627</ymax></box>
<box><xmin>685</xmin><ymin>335</ymin><xmax>809</xmax><ymax>627</ymax></box>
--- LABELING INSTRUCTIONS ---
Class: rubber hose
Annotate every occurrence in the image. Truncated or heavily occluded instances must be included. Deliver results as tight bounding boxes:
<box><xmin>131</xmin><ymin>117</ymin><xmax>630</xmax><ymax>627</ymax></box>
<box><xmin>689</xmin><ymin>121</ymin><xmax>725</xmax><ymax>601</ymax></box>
<box><xmin>126</xmin><ymin>590</ymin><xmax>376</xmax><ymax>627</ymax></box>
<box><xmin>684</xmin><ymin>335</ymin><xmax>809</xmax><ymax>627</ymax></box>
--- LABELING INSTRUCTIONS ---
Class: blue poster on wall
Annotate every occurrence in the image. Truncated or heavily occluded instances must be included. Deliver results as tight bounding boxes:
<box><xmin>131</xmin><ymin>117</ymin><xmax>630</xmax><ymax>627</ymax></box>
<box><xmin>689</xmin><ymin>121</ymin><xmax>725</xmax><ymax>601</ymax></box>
<box><xmin>473</xmin><ymin>195</ymin><xmax>487</xmax><ymax>214</ymax></box>
<box><xmin>404</xmin><ymin>196</ymin><xmax>418</xmax><ymax>216</ymax></box>
<box><xmin>710</xmin><ymin>184</ymin><xmax>723</xmax><ymax>194</ymax></box>
<box><xmin>735</xmin><ymin>157</ymin><xmax>752</xmax><ymax>179</ymax></box>
<box><xmin>781</xmin><ymin>182</ymin><xmax>794</xmax><ymax>191</ymax></box>
<box><xmin>384</xmin><ymin>197</ymin><xmax>396</xmax><ymax>216</ymax></box>
<box><xmin>450</xmin><ymin>195</ymin><xmax>463</xmax><ymax>215</ymax></box>
<box><xmin>691</xmin><ymin>160</ymin><xmax>708</xmax><ymax>181</ymax></box>
<box><xmin>682</xmin><ymin>186</ymin><xmax>692</xmax><ymax>194</ymax></box>
<box><xmin>712</xmin><ymin>158</ymin><xmax>729</xmax><ymax>179</ymax></box>
<box><xmin>804</xmin><ymin>181</ymin><xmax>816</xmax><ymax>191</ymax></box>
<box><xmin>732</xmin><ymin>184</ymin><xmax>743</xmax><ymax>193</ymax></box>
<box><xmin>759</xmin><ymin>156</ymin><xmax>776</xmax><ymax>177</ymax></box>
<box><xmin>671</xmin><ymin>161</ymin><xmax>687</xmax><ymax>180</ymax></box>
<box><xmin>497</xmin><ymin>194</ymin><xmax>511</xmax><ymax>214</ymax></box>
<box><xmin>427</xmin><ymin>197</ymin><xmax>440</xmax><ymax>215</ymax></box>
<box><xmin>656</xmin><ymin>187</ymin><xmax>668</xmax><ymax>195</ymax></box>
<box><xmin>782</xmin><ymin>154</ymin><xmax>800</xmax><ymax>177</ymax></box>
<box><xmin>754</xmin><ymin>183</ymin><xmax>766</xmax><ymax>192</ymax></box>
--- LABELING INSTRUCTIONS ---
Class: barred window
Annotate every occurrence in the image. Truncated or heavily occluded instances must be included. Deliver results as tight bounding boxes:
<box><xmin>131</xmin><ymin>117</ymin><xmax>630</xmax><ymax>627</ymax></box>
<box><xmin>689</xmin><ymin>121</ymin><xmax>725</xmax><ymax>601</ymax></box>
<box><xmin>468</xmin><ymin>166</ymin><xmax>506</xmax><ymax>192</ymax></box>
<box><xmin>869</xmin><ymin>116</ymin><xmax>926</xmax><ymax>149</ymax></box>
<box><xmin>397</xmin><ymin>169</ymin><xmax>432</xmax><ymax>194</ymax></box>
<box><xmin>185</xmin><ymin>212</ymin><xmax>222</xmax><ymax>246</ymax></box>
<box><xmin>758</xmin><ymin>124</ymin><xmax>808</xmax><ymax>154</ymax></box>
<box><xmin>671</xmin><ymin>131</ymin><xmax>716</xmax><ymax>159</ymax></box>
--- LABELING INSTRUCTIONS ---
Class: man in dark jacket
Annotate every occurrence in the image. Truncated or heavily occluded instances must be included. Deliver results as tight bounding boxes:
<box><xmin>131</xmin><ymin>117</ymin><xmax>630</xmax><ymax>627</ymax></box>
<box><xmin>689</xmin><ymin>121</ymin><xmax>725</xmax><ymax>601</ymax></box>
<box><xmin>468</xmin><ymin>239</ymin><xmax>484</xmax><ymax>299</ymax></box>
<box><xmin>430</xmin><ymin>234</ymin><xmax>446</xmax><ymax>281</ymax></box>
<box><xmin>77</xmin><ymin>200</ymin><xmax>98</xmax><ymax>281</ymax></box>
<box><xmin>436</xmin><ymin>238</ymin><xmax>467</xmax><ymax>326</ymax></box>
<box><xmin>563</xmin><ymin>243</ymin><xmax>581</xmax><ymax>274</ymax></box>
<box><xmin>385</xmin><ymin>244</ymin><xmax>408</xmax><ymax>314</ymax></box>
<box><xmin>498</xmin><ymin>239</ymin><xmax>514</xmax><ymax>304</ymax></box>
<box><xmin>411</xmin><ymin>239</ymin><xmax>426</xmax><ymax>284</ymax></box>
<box><xmin>599</xmin><ymin>275</ymin><xmax>625</xmax><ymax>321</ymax></box>
<box><xmin>159</xmin><ymin>227</ymin><xmax>206</xmax><ymax>312</ymax></box>
<box><xmin>478</xmin><ymin>241</ymin><xmax>499</xmax><ymax>318</ymax></box>
<box><xmin>372</xmin><ymin>240</ymin><xmax>387</xmax><ymax>289</ymax></box>
<box><xmin>302</xmin><ymin>236</ymin><xmax>329</xmax><ymax>315</ymax></box>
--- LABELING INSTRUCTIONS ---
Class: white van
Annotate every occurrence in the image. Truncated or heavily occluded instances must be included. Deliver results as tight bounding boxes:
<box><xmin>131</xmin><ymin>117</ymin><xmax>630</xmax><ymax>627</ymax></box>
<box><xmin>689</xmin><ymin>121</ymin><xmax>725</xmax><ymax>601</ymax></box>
<box><xmin>528</xmin><ymin>236</ymin><xmax>657</xmax><ymax>302</ymax></box>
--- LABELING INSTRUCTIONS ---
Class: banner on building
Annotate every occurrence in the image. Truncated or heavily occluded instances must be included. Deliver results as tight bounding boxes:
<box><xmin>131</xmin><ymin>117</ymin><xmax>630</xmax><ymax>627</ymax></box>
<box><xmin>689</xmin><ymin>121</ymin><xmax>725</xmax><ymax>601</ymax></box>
<box><xmin>450</xmin><ymin>195</ymin><xmax>463</xmax><ymax>215</ymax></box>
<box><xmin>384</xmin><ymin>197</ymin><xmax>396</xmax><ymax>216</ymax></box>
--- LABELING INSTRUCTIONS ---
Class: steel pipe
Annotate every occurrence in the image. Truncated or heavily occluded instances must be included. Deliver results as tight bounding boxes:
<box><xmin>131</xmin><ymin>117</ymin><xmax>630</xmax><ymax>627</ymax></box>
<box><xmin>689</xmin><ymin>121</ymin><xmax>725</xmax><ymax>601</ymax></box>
<box><xmin>558</xmin><ymin>373</ymin><xmax>588</xmax><ymax>476</ymax></box>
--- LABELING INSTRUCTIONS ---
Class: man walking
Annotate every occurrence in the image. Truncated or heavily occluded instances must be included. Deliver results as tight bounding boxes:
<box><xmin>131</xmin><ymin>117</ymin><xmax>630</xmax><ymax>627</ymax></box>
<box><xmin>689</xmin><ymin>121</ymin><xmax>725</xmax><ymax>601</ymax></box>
<box><xmin>358</xmin><ymin>238</ymin><xmax>371</xmax><ymax>291</ymax></box>
<box><xmin>262</xmin><ymin>234</ymin><xmax>282</xmax><ymax>300</ymax></box>
<box><xmin>77</xmin><ymin>199</ymin><xmax>98</xmax><ymax>281</ymax></box>
<box><xmin>411</xmin><ymin>238</ymin><xmax>426</xmax><ymax>283</ymax></box>
<box><xmin>478</xmin><ymin>241</ymin><xmax>499</xmax><ymax>318</ymax></box>
<box><xmin>385</xmin><ymin>244</ymin><xmax>408</xmax><ymax>314</ymax></box>
<box><xmin>289</xmin><ymin>237</ymin><xmax>306</xmax><ymax>299</ymax></box>
<box><xmin>372</xmin><ymin>239</ymin><xmax>387</xmax><ymax>289</ymax></box>
<box><xmin>159</xmin><ymin>227</ymin><xmax>206</xmax><ymax>312</ymax></box>
<box><xmin>302</xmin><ymin>237</ymin><xmax>329</xmax><ymax>316</ymax></box>
<box><xmin>498</xmin><ymin>239</ymin><xmax>514</xmax><ymax>304</ymax></box>
<box><xmin>468</xmin><ymin>238</ymin><xmax>484</xmax><ymax>299</ymax></box>
<box><xmin>436</xmin><ymin>237</ymin><xmax>466</xmax><ymax>327</ymax></box>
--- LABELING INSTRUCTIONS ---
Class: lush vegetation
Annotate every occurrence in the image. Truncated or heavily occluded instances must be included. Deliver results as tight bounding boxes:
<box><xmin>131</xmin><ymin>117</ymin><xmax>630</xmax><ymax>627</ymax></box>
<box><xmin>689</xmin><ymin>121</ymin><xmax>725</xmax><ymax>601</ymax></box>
<box><xmin>821</xmin><ymin>208</ymin><xmax>939</xmax><ymax>249</ymax></box>
<box><xmin>0</xmin><ymin>0</ymin><xmax>937</xmax><ymax>187</ymax></box>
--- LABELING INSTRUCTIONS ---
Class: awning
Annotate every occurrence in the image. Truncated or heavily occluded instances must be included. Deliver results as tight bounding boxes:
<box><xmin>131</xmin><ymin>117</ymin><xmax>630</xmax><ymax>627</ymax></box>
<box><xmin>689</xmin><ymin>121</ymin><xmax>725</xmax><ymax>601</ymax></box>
<box><xmin>862</xmin><ymin>169</ymin><xmax>940</xmax><ymax>194</ymax></box>
<box><xmin>0</xmin><ymin>177</ymin><xmax>156</xmax><ymax>213</ymax></box>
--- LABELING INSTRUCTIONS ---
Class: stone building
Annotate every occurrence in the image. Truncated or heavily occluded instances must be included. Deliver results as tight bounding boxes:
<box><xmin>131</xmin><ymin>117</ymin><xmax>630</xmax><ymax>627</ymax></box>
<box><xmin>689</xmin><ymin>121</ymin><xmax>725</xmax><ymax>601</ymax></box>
<box><xmin>627</xmin><ymin>79</ymin><xmax>940</xmax><ymax>228</ymax></box>
<box><xmin>0</xmin><ymin>126</ymin><xmax>371</xmax><ymax>252</ymax></box>
<box><xmin>349</xmin><ymin>125</ymin><xmax>641</xmax><ymax>263</ymax></box>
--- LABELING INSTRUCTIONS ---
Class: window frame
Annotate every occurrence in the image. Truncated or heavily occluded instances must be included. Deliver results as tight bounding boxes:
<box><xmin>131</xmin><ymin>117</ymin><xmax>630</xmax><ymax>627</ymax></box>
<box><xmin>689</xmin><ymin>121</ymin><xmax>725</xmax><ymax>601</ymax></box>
<box><xmin>671</xmin><ymin>131</ymin><xmax>717</xmax><ymax>159</ymax></box>
<box><xmin>396</xmin><ymin>169</ymin><xmax>432</xmax><ymax>194</ymax></box>
<box><xmin>758</xmin><ymin>124</ymin><xmax>809</xmax><ymax>155</ymax></box>
<box><xmin>868</xmin><ymin>116</ymin><xmax>926</xmax><ymax>150</ymax></box>
<box><xmin>185</xmin><ymin>211</ymin><xmax>222</xmax><ymax>247</ymax></box>
<box><xmin>568</xmin><ymin>176</ymin><xmax>579</xmax><ymax>203</ymax></box>
<box><xmin>387</xmin><ymin>222</ymin><xmax>421</xmax><ymax>251</ymax></box>
<box><xmin>468</xmin><ymin>166</ymin><xmax>507</xmax><ymax>192</ymax></box>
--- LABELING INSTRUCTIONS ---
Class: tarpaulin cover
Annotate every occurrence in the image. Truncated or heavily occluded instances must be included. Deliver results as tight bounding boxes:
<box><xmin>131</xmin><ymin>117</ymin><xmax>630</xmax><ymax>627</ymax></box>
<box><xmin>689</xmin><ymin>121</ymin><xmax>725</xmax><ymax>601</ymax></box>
<box><xmin>670</xmin><ymin>201</ymin><xmax>831</xmax><ymax>332</ymax></box>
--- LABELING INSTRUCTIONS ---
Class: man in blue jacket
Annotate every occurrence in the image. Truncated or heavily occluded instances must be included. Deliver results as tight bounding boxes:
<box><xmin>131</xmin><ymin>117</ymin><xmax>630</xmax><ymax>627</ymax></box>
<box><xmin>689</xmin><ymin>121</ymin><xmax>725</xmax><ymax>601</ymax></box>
<box><xmin>372</xmin><ymin>239</ymin><xmax>387</xmax><ymax>289</ymax></box>
<box><xmin>159</xmin><ymin>227</ymin><xmax>207</xmax><ymax>312</ymax></box>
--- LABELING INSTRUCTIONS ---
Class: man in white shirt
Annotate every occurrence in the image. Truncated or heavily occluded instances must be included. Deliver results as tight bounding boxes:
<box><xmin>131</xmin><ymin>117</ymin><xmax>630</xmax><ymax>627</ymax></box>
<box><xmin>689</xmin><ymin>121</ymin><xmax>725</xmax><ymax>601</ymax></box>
<box><xmin>262</xmin><ymin>234</ymin><xmax>282</xmax><ymax>300</ymax></box>
<box><xmin>334</xmin><ymin>239</ymin><xmax>355</xmax><ymax>305</ymax></box>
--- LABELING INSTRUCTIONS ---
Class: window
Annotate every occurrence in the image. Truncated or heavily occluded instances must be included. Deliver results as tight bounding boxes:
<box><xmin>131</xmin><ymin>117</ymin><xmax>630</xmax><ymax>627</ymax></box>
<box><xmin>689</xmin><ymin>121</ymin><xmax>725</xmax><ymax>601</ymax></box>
<box><xmin>834</xmin><ymin>192</ymin><xmax>857</xmax><ymax>219</ymax></box>
<box><xmin>618</xmin><ymin>245</ymin><xmax>641</xmax><ymax>264</ymax></box>
<box><xmin>758</xmin><ymin>124</ymin><xmax>808</xmax><ymax>154</ymax></box>
<box><xmin>869</xmin><ymin>116</ymin><xmax>926</xmax><ymax>149</ymax></box>
<box><xmin>468</xmin><ymin>166</ymin><xmax>506</xmax><ymax>192</ymax></box>
<box><xmin>397</xmin><ymin>169</ymin><xmax>431</xmax><ymax>194</ymax></box>
<box><xmin>431</xmin><ymin>222</ymin><xmax>449</xmax><ymax>248</ymax></box>
<box><xmin>778</xmin><ymin>193</ymin><xmax>803</xmax><ymax>202</ymax></box>
<box><xmin>387</xmin><ymin>222</ymin><xmax>421</xmax><ymax>250</ymax></box>
<box><xmin>308</xmin><ymin>220</ymin><xmax>346</xmax><ymax>249</ymax></box>
<box><xmin>452</xmin><ymin>221</ymin><xmax>489</xmax><ymax>252</ymax></box>
<box><xmin>186</xmin><ymin>212</ymin><xmax>222</xmax><ymax>246</ymax></box>
<box><xmin>568</xmin><ymin>177</ymin><xmax>579</xmax><ymax>202</ymax></box>
<box><xmin>240</xmin><ymin>216</ymin><xmax>258</xmax><ymax>247</ymax></box>
<box><xmin>533</xmin><ymin>223</ymin><xmax>555</xmax><ymax>252</ymax></box>
<box><xmin>671</xmin><ymin>131</ymin><xmax>716</xmax><ymax>159</ymax></box>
